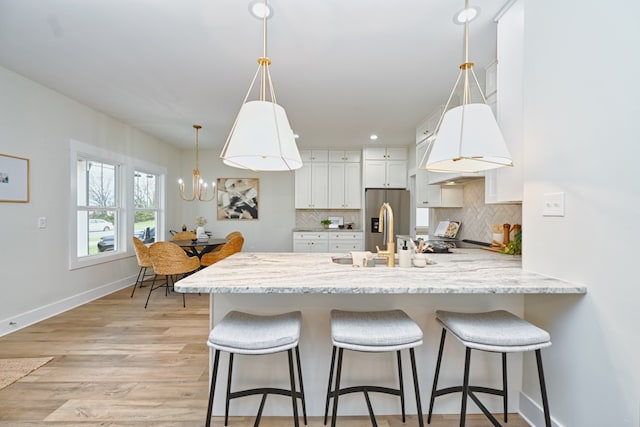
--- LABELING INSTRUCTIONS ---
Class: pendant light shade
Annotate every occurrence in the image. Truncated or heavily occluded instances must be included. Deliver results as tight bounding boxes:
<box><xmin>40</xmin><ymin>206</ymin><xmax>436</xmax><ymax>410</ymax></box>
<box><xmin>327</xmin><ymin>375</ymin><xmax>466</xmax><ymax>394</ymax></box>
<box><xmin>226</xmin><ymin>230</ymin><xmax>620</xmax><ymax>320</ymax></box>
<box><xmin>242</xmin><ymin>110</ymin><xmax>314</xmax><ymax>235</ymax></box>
<box><xmin>420</xmin><ymin>0</ymin><xmax>512</xmax><ymax>173</ymax></box>
<box><xmin>426</xmin><ymin>103</ymin><xmax>512</xmax><ymax>172</ymax></box>
<box><xmin>221</xmin><ymin>100</ymin><xmax>302</xmax><ymax>171</ymax></box>
<box><xmin>220</xmin><ymin>0</ymin><xmax>302</xmax><ymax>172</ymax></box>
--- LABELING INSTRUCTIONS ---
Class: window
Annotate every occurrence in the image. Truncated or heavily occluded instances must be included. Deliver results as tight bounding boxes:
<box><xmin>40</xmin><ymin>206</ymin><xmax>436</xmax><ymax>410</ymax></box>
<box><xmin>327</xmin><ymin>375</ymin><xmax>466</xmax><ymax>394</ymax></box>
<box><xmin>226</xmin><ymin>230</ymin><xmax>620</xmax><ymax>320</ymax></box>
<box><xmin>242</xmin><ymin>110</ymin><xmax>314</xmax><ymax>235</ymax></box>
<box><xmin>70</xmin><ymin>140</ymin><xmax>165</xmax><ymax>269</ymax></box>
<box><xmin>76</xmin><ymin>158</ymin><xmax>120</xmax><ymax>256</ymax></box>
<box><xmin>133</xmin><ymin>171</ymin><xmax>158</xmax><ymax>245</ymax></box>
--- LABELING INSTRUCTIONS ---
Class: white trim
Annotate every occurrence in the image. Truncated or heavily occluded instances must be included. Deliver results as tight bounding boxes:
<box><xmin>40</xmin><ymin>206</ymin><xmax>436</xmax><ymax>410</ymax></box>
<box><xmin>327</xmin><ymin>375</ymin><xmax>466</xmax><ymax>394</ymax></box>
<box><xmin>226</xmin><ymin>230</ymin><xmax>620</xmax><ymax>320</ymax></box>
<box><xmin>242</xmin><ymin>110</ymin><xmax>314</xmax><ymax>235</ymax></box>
<box><xmin>519</xmin><ymin>391</ymin><xmax>564</xmax><ymax>427</ymax></box>
<box><xmin>0</xmin><ymin>275</ymin><xmax>135</xmax><ymax>338</ymax></box>
<box><xmin>68</xmin><ymin>139</ymin><xmax>167</xmax><ymax>270</ymax></box>
<box><xmin>493</xmin><ymin>0</ymin><xmax>519</xmax><ymax>22</ymax></box>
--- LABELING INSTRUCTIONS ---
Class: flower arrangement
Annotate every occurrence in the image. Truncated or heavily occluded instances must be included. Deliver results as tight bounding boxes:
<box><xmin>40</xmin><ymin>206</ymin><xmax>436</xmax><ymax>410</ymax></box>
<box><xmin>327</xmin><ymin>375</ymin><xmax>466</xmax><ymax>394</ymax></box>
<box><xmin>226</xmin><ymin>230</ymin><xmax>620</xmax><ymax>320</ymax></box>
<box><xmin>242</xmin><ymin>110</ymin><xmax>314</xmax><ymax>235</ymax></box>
<box><xmin>195</xmin><ymin>216</ymin><xmax>208</xmax><ymax>227</ymax></box>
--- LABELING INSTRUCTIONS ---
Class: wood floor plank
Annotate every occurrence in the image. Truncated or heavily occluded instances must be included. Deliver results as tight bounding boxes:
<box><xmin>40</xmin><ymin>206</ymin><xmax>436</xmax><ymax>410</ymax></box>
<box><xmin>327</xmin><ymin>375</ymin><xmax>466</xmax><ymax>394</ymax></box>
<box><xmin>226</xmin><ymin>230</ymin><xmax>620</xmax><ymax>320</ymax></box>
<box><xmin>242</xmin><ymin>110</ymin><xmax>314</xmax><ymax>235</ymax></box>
<box><xmin>0</xmin><ymin>287</ymin><xmax>531</xmax><ymax>426</ymax></box>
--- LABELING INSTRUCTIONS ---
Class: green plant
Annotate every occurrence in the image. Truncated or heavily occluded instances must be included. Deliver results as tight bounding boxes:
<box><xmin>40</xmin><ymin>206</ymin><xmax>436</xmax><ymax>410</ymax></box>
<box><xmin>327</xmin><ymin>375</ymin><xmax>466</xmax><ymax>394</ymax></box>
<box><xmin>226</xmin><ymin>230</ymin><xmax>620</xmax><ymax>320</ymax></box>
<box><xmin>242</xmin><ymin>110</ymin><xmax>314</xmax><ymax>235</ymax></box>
<box><xmin>320</xmin><ymin>219</ymin><xmax>332</xmax><ymax>225</ymax></box>
<box><xmin>502</xmin><ymin>229</ymin><xmax>522</xmax><ymax>255</ymax></box>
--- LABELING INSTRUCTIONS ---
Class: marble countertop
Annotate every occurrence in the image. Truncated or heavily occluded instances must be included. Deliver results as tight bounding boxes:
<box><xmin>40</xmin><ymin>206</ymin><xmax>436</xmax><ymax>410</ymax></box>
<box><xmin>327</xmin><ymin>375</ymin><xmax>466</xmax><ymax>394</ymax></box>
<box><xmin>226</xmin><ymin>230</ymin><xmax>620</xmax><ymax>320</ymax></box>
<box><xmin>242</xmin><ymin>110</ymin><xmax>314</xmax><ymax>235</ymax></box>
<box><xmin>174</xmin><ymin>250</ymin><xmax>586</xmax><ymax>295</ymax></box>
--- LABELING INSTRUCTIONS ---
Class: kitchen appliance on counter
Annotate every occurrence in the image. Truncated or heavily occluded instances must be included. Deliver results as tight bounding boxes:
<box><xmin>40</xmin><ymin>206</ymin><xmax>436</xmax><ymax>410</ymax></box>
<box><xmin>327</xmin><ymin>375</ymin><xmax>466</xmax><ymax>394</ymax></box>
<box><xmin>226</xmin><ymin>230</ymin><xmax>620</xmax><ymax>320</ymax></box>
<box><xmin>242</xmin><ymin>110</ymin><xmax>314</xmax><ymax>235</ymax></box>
<box><xmin>365</xmin><ymin>188</ymin><xmax>410</xmax><ymax>252</ymax></box>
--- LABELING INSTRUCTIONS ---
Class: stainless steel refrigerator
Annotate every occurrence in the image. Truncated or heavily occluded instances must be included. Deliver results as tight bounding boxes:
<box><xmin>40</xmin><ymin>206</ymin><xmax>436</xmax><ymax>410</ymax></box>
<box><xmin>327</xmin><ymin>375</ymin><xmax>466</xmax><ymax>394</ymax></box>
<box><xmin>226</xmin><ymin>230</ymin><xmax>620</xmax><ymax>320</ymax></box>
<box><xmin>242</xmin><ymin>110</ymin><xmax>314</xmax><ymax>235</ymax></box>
<box><xmin>365</xmin><ymin>188</ymin><xmax>411</xmax><ymax>252</ymax></box>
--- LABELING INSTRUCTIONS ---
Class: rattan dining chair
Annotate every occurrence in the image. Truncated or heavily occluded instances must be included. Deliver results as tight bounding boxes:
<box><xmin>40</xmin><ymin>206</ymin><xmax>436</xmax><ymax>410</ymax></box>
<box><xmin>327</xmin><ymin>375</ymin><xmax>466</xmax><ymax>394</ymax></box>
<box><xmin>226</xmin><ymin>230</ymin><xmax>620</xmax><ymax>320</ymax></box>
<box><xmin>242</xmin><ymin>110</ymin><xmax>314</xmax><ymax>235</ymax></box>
<box><xmin>146</xmin><ymin>241</ymin><xmax>200</xmax><ymax>308</ymax></box>
<box><xmin>200</xmin><ymin>233</ymin><xmax>244</xmax><ymax>268</ymax></box>
<box><xmin>131</xmin><ymin>236</ymin><xmax>154</xmax><ymax>298</ymax></box>
<box><xmin>171</xmin><ymin>231</ymin><xmax>197</xmax><ymax>241</ymax></box>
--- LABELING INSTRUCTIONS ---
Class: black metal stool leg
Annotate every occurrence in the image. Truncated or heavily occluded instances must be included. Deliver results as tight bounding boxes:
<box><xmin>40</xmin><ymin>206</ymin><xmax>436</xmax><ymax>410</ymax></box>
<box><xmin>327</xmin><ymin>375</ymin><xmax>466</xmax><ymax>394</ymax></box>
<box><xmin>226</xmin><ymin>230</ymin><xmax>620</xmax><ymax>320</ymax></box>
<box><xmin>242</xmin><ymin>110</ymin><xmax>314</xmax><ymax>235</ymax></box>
<box><xmin>287</xmin><ymin>349</ymin><xmax>300</xmax><ymax>427</ymax></box>
<box><xmin>324</xmin><ymin>346</ymin><xmax>337</xmax><ymax>425</ymax></box>
<box><xmin>295</xmin><ymin>346</ymin><xmax>308</xmax><ymax>425</ymax></box>
<box><xmin>459</xmin><ymin>347</ymin><xmax>472</xmax><ymax>427</ymax></box>
<box><xmin>502</xmin><ymin>352</ymin><xmax>508</xmax><ymax>422</ymax></box>
<box><xmin>428</xmin><ymin>328</ymin><xmax>447</xmax><ymax>423</ymax></box>
<box><xmin>410</xmin><ymin>348</ymin><xmax>425</xmax><ymax>427</ymax></box>
<box><xmin>330</xmin><ymin>348</ymin><xmax>344</xmax><ymax>427</ymax></box>
<box><xmin>396</xmin><ymin>350</ymin><xmax>406</xmax><ymax>423</ymax></box>
<box><xmin>225</xmin><ymin>353</ymin><xmax>234</xmax><ymax>426</ymax></box>
<box><xmin>536</xmin><ymin>349</ymin><xmax>552</xmax><ymax>427</ymax></box>
<box><xmin>205</xmin><ymin>349</ymin><xmax>221</xmax><ymax>427</ymax></box>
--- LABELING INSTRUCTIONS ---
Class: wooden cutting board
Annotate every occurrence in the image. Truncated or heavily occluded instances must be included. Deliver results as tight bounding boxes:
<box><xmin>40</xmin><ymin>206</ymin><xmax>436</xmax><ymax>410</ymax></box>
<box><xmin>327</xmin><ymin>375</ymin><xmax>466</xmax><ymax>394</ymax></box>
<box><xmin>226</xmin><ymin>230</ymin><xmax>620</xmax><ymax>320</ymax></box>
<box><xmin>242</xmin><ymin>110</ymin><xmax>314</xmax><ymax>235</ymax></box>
<box><xmin>481</xmin><ymin>246</ymin><xmax>504</xmax><ymax>253</ymax></box>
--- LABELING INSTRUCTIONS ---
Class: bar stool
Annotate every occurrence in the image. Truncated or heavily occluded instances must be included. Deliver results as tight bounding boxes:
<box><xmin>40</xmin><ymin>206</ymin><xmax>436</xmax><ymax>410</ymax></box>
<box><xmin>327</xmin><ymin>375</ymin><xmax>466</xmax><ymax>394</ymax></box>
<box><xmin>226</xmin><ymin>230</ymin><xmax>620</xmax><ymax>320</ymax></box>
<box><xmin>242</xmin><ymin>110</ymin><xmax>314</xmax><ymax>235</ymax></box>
<box><xmin>324</xmin><ymin>309</ymin><xmax>424</xmax><ymax>427</ymax></box>
<box><xmin>205</xmin><ymin>310</ymin><xmax>307</xmax><ymax>427</ymax></box>
<box><xmin>427</xmin><ymin>310</ymin><xmax>552</xmax><ymax>427</ymax></box>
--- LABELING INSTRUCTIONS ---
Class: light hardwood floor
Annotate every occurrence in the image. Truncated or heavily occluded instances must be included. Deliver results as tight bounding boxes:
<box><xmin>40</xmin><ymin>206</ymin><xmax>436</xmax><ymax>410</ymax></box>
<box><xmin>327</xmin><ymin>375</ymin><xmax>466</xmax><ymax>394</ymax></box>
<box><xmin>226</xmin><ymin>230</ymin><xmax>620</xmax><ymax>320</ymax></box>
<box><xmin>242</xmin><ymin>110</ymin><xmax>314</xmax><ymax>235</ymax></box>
<box><xmin>0</xmin><ymin>285</ymin><xmax>530</xmax><ymax>426</ymax></box>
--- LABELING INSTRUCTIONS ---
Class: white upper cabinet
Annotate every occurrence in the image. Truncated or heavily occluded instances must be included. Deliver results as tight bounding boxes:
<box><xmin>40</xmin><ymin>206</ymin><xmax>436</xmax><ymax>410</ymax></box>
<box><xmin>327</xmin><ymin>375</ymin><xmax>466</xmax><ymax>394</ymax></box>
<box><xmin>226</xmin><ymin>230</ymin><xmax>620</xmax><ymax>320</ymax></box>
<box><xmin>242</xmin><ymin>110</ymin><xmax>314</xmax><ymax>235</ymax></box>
<box><xmin>363</xmin><ymin>147</ymin><xmax>407</xmax><ymax>188</ymax></box>
<box><xmin>296</xmin><ymin>149</ymin><xmax>362</xmax><ymax>209</ymax></box>
<box><xmin>485</xmin><ymin>0</ymin><xmax>524</xmax><ymax>204</ymax></box>
<box><xmin>328</xmin><ymin>150</ymin><xmax>360</xmax><ymax>163</ymax></box>
<box><xmin>295</xmin><ymin>150</ymin><xmax>329</xmax><ymax>209</ymax></box>
<box><xmin>300</xmin><ymin>150</ymin><xmax>329</xmax><ymax>162</ymax></box>
<box><xmin>328</xmin><ymin>162</ymin><xmax>361</xmax><ymax>209</ymax></box>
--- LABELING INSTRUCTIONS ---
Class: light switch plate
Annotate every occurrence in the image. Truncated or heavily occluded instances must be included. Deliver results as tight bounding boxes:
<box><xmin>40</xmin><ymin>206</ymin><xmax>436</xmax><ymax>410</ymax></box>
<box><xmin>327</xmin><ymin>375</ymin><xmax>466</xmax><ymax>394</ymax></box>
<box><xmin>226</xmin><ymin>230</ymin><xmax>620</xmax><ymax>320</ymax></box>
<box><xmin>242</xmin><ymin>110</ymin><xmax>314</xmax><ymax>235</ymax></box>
<box><xmin>543</xmin><ymin>192</ymin><xmax>565</xmax><ymax>217</ymax></box>
<box><xmin>38</xmin><ymin>217</ymin><xmax>47</xmax><ymax>228</ymax></box>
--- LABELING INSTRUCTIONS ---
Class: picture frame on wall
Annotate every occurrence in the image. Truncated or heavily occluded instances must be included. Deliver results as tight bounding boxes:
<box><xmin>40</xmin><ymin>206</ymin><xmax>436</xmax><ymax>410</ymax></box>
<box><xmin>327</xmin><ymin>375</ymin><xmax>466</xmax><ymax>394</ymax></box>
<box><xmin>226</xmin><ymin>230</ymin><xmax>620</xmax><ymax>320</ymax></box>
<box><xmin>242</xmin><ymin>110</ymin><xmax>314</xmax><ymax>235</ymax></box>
<box><xmin>216</xmin><ymin>178</ymin><xmax>259</xmax><ymax>220</ymax></box>
<box><xmin>0</xmin><ymin>153</ymin><xmax>30</xmax><ymax>203</ymax></box>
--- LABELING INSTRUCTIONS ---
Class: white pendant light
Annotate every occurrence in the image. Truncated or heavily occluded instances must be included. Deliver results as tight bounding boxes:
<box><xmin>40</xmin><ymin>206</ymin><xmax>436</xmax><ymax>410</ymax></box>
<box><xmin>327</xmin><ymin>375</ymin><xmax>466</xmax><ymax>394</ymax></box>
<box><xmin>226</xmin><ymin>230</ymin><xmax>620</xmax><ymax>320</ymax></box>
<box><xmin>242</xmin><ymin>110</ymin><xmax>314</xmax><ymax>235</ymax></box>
<box><xmin>220</xmin><ymin>0</ymin><xmax>302</xmax><ymax>171</ymax></box>
<box><xmin>420</xmin><ymin>0</ymin><xmax>512</xmax><ymax>173</ymax></box>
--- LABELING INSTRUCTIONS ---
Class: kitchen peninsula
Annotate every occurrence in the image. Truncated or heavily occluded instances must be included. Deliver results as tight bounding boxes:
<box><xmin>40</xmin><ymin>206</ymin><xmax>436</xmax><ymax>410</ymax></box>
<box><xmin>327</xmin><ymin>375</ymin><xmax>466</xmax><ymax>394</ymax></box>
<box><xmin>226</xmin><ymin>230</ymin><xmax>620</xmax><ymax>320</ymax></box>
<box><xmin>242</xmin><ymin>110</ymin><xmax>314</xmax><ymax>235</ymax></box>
<box><xmin>175</xmin><ymin>251</ymin><xmax>585</xmax><ymax>418</ymax></box>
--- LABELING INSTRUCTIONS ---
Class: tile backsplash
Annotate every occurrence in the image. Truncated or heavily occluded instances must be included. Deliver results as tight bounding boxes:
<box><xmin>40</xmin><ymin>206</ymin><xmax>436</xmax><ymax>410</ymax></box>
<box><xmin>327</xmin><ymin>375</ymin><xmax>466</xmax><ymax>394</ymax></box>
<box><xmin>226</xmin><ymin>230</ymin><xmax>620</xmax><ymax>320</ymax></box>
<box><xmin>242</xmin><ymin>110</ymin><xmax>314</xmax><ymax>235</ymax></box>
<box><xmin>431</xmin><ymin>180</ymin><xmax>522</xmax><ymax>243</ymax></box>
<box><xmin>296</xmin><ymin>209</ymin><xmax>361</xmax><ymax>229</ymax></box>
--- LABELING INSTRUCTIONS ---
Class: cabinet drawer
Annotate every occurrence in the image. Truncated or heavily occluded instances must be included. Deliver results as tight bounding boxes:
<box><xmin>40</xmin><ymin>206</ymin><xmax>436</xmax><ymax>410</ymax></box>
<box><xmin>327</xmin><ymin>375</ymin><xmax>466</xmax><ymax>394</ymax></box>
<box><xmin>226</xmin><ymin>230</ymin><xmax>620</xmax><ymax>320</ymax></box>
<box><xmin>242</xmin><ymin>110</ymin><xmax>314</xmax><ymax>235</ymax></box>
<box><xmin>293</xmin><ymin>232</ymin><xmax>328</xmax><ymax>240</ymax></box>
<box><xmin>328</xmin><ymin>232</ymin><xmax>363</xmax><ymax>241</ymax></box>
<box><xmin>330</xmin><ymin>241</ymin><xmax>365</xmax><ymax>252</ymax></box>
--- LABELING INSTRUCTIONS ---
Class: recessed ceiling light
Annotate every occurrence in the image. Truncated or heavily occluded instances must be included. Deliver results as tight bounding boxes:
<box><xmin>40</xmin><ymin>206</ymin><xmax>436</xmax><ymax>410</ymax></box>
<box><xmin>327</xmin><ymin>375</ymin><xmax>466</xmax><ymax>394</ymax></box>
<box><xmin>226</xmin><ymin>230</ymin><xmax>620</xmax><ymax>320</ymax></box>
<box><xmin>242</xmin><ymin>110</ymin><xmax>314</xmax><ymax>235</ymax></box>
<box><xmin>369</xmin><ymin>134</ymin><xmax>378</xmax><ymax>141</ymax></box>
<box><xmin>249</xmin><ymin>0</ymin><xmax>273</xmax><ymax>20</ymax></box>
<box><xmin>454</xmin><ymin>6</ymin><xmax>480</xmax><ymax>24</ymax></box>
<box><xmin>294</xmin><ymin>133</ymin><xmax>300</xmax><ymax>139</ymax></box>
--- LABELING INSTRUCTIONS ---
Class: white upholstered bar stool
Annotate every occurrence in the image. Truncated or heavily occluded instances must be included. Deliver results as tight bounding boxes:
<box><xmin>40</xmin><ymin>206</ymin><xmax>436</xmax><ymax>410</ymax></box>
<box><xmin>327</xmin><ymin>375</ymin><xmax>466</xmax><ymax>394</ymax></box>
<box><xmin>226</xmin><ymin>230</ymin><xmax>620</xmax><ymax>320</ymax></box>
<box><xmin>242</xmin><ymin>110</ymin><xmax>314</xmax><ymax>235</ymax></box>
<box><xmin>205</xmin><ymin>311</ymin><xmax>307</xmax><ymax>427</ymax></box>
<box><xmin>427</xmin><ymin>310</ymin><xmax>552</xmax><ymax>427</ymax></box>
<box><xmin>324</xmin><ymin>309</ymin><xmax>425</xmax><ymax>427</ymax></box>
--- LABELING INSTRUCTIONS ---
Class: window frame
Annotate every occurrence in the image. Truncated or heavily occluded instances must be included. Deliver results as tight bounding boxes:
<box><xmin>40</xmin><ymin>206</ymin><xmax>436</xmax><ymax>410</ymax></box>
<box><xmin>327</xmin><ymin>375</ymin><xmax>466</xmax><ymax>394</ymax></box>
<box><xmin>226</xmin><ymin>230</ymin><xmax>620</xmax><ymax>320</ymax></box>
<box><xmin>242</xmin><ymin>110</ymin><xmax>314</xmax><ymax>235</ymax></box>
<box><xmin>69</xmin><ymin>140</ymin><xmax>165</xmax><ymax>270</ymax></box>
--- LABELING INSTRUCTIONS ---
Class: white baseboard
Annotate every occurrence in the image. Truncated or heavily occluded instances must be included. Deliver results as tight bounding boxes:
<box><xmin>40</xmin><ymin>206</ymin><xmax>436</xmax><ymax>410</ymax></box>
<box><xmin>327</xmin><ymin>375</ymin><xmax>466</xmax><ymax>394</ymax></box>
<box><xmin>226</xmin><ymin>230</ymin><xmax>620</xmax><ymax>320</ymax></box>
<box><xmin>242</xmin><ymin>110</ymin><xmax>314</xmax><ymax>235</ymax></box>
<box><xmin>519</xmin><ymin>391</ymin><xmax>564</xmax><ymax>427</ymax></box>
<box><xmin>0</xmin><ymin>276</ymin><xmax>135</xmax><ymax>337</ymax></box>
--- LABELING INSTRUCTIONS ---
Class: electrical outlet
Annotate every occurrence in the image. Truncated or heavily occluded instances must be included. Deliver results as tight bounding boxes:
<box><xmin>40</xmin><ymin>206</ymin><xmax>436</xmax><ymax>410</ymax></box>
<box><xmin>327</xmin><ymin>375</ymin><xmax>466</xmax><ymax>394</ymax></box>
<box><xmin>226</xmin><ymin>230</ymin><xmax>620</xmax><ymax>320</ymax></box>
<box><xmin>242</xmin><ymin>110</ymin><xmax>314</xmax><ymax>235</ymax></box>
<box><xmin>38</xmin><ymin>217</ymin><xmax>47</xmax><ymax>228</ymax></box>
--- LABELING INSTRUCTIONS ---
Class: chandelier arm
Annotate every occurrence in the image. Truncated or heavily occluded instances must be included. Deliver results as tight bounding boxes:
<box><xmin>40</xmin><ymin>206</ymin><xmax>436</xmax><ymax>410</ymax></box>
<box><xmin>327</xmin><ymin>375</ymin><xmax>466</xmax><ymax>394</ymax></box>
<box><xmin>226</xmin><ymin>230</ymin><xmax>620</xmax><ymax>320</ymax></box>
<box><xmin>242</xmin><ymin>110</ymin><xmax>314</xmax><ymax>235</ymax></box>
<box><xmin>433</xmin><ymin>69</ymin><xmax>464</xmax><ymax>136</ymax></box>
<box><xmin>220</xmin><ymin>64</ymin><xmax>263</xmax><ymax>157</ymax></box>
<box><xmin>469</xmin><ymin>67</ymin><xmax>487</xmax><ymax>103</ymax></box>
<box><xmin>266</xmin><ymin>65</ymin><xmax>277</xmax><ymax>104</ymax></box>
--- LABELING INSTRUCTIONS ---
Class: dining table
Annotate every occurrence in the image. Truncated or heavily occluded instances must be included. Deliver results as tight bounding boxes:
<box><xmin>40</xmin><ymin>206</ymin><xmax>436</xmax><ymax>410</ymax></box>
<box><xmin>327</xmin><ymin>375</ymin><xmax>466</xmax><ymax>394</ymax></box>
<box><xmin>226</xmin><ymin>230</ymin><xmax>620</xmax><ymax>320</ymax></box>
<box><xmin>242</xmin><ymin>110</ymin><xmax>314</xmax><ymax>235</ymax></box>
<box><xmin>171</xmin><ymin>237</ymin><xmax>227</xmax><ymax>258</ymax></box>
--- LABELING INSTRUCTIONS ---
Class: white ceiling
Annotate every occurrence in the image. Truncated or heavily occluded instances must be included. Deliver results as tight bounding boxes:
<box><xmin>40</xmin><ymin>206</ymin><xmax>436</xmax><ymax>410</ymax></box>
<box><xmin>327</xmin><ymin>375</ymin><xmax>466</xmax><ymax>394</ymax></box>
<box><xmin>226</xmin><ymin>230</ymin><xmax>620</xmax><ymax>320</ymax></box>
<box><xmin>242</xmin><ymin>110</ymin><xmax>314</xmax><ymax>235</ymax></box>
<box><xmin>0</xmin><ymin>0</ymin><xmax>509</xmax><ymax>151</ymax></box>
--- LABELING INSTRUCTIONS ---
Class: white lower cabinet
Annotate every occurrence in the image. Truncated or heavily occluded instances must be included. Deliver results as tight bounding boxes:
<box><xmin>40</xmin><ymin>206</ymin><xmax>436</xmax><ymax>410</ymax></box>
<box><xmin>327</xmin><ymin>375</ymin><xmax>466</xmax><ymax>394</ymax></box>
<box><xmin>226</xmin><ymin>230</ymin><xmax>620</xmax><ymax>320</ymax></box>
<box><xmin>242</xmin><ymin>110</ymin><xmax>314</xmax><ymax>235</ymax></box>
<box><xmin>328</xmin><ymin>232</ymin><xmax>364</xmax><ymax>252</ymax></box>
<box><xmin>292</xmin><ymin>232</ymin><xmax>329</xmax><ymax>253</ymax></box>
<box><xmin>293</xmin><ymin>232</ymin><xmax>363</xmax><ymax>253</ymax></box>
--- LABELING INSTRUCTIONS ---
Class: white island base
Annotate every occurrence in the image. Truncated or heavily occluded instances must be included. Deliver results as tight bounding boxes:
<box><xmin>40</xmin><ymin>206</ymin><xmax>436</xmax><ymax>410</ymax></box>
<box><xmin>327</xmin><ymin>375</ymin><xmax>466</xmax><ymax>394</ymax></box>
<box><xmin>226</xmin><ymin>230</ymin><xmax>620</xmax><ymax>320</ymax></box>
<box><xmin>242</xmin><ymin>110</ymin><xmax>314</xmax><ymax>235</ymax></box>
<box><xmin>175</xmin><ymin>252</ymin><xmax>585</xmax><ymax>418</ymax></box>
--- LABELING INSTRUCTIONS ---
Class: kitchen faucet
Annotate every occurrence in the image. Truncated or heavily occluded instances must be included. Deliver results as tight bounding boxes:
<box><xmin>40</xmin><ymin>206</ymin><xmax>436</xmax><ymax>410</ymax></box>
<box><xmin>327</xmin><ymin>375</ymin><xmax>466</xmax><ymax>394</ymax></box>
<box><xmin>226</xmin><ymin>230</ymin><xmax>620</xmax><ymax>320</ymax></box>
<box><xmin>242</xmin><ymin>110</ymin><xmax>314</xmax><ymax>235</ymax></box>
<box><xmin>376</xmin><ymin>202</ymin><xmax>395</xmax><ymax>267</ymax></box>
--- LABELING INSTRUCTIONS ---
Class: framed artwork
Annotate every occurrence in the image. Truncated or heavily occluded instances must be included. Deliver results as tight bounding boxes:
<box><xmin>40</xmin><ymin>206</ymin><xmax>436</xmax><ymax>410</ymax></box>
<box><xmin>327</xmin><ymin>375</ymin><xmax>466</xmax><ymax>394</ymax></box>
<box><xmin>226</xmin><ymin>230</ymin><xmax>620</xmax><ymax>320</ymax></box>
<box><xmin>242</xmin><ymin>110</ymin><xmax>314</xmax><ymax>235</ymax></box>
<box><xmin>216</xmin><ymin>178</ymin><xmax>259</xmax><ymax>220</ymax></box>
<box><xmin>0</xmin><ymin>153</ymin><xmax>30</xmax><ymax>203</ymax></box>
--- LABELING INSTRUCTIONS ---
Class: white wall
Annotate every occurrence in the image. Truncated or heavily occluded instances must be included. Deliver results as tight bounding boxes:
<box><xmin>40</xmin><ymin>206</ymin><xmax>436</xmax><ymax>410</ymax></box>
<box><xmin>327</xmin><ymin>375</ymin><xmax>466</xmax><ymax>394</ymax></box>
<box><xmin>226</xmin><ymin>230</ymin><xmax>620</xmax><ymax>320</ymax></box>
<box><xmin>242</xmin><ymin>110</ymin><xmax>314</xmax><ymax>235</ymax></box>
<box><xmin>0</xmin><ymin>65</ymin><xmax>297</xmax><ymax>335</ymax></box>
<box><xmin>0</xmin><ymin>66</ymin><xmax>183</xmax><ymax>334</ymax></box>
<box><xmin>174</xmin><ymin>149</ymin><xmax>296</xmax><ymax>252</ymax></box>
<box><xmin>520</xmin><ymin>1</ymin><xmax>640</xmax><ymax>426</ymax></box>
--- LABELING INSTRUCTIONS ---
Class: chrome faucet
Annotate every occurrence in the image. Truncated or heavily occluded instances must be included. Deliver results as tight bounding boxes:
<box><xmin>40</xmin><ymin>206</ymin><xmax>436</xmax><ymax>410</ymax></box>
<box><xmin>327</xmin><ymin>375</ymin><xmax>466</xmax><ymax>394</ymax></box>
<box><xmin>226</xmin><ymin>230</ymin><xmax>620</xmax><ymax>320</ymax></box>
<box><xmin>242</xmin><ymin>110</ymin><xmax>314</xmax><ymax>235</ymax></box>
<box><xmin>376</xmin><ymin>202</ymin><xmax>395</xmax><ymax>267</ymax></box>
